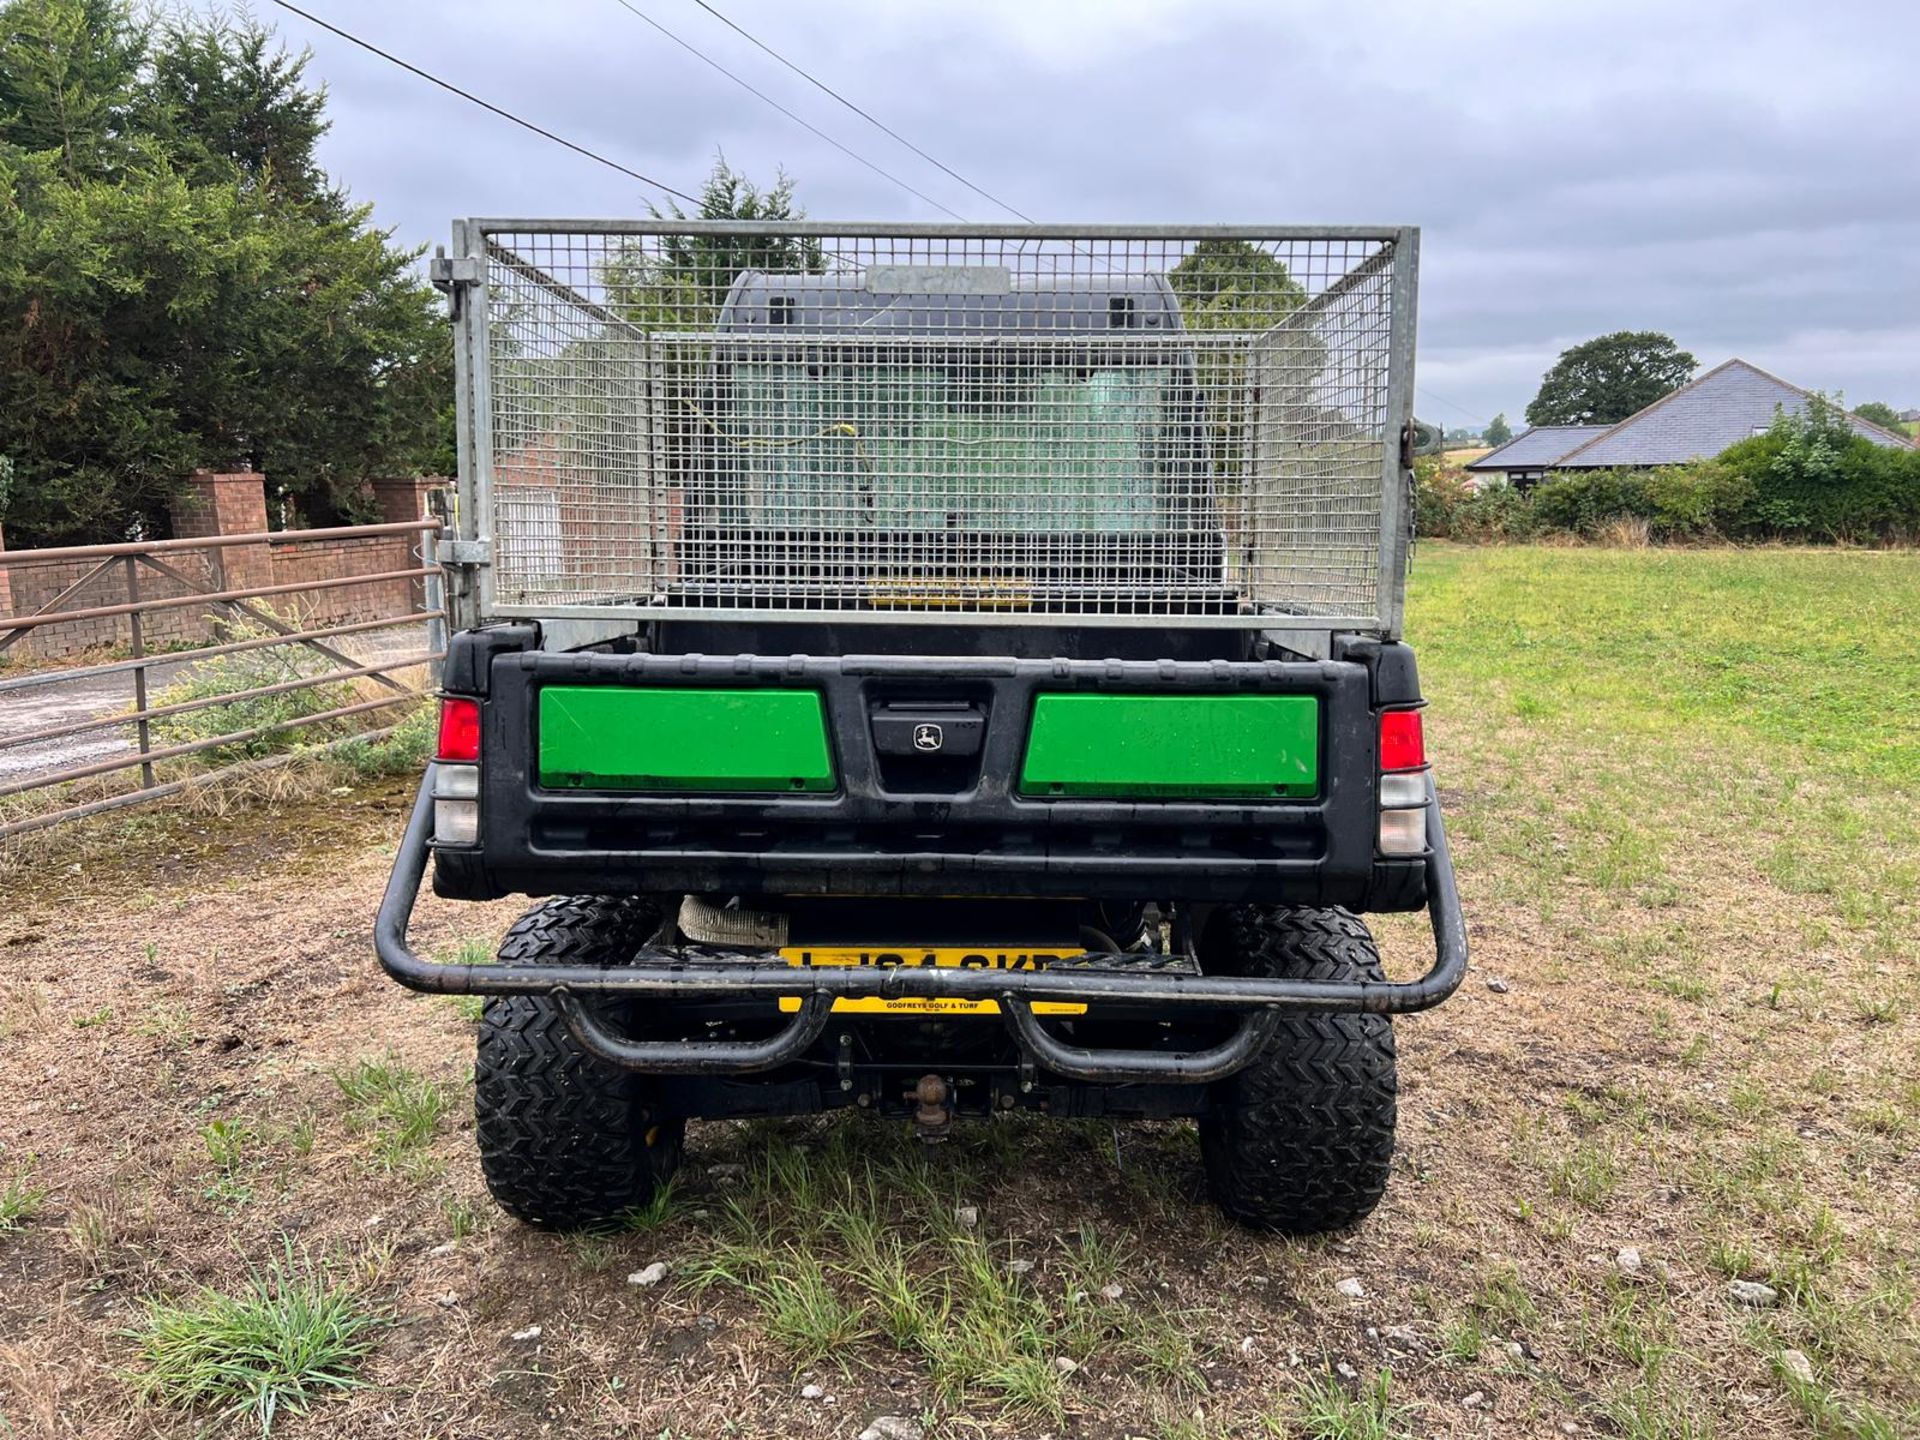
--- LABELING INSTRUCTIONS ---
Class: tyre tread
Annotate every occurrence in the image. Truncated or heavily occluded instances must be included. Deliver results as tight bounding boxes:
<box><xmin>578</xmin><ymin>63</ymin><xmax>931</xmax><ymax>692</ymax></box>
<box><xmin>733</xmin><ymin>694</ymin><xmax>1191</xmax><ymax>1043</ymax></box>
<box><xmin>1198</xmin><ymin>906</ymin><xmax>1398</xmax><ymax>1235</ymax></box>
<box><xmin>474</xmin><ymin>896</ymin><xmax>681</xmax><ymax>1230</ymax></box>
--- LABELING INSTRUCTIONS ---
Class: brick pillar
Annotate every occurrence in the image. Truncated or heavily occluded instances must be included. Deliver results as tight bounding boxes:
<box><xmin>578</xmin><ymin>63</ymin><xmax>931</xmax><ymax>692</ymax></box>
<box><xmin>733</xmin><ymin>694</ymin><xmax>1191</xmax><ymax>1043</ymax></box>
<box><xmin>370</xmin><ymin>476</ymin><xmax>449</xmax><ymax>608</ymax></box>
<box><xmin>369</xmin><ymin>475</ymin><xmax>446</xmax><ymax>524</ymax></box>
<box><xmin>172</xmin><ymin>470</ymin><xmax>272</xmax><ymax>601</ymax></box>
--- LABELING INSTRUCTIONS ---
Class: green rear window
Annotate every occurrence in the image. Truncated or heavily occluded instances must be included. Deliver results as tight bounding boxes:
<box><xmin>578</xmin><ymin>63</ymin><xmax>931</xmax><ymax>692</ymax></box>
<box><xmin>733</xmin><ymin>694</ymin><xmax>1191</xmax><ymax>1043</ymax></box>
<box><xmin>1018</xmin><ymin>693</ymin><xmax>1319</xmax><ymax>799</ymax></box>
<box><xmin>723</xmin><ymin>361</ymin><xmax>1175</xmax><ymax>533</ymax></box>
<box><xmin>537</xmin><ymin>687</ymin><xmax>835</xmax><ymax>793</ymax></box>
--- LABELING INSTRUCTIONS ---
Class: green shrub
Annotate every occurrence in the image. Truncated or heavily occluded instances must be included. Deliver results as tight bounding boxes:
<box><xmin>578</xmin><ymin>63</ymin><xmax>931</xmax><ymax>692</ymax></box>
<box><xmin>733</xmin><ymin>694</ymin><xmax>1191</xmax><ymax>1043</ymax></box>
<box><xmin>1415</xmin><ymin>456</ymin><xmax>1544</xmax><ymax>541</ymax></box>
<box><xmin>1643</xmin><ymin>462</ymin><xmax>1749</xmax><ymax>540</ymax></box>
<box><xmin>149</xmin><ymin>622</ymin><xmax>354</xmax><ymax>765</ymax></box>
<box><xmin>327</xmin><ymin>704</ymin><xmax>434</xmax><ymax>782</ymax></box>
<box><xmin>1527</xmin><ymin>466</ymin><xmax>1751</xmax><ymax>542</ymax></box>
<box><xmin>1531</xmin><ymin>470</ymin><xmax>1651</xmax><ymax>536</ymax></box>
<box><xmin>1405</xmin><ymin>396</ymin><xmax>1917</xmax><ymax>548</ymax></box>
<box><xmin>1448</xmin><ymin>480</ymin><xmax>1540</xmax><ymax>542</ymax></box>
<box><xmin>1413</xmin><ymin>455</ymin><xmax>1474</xmax><ymax>538</ymax></box>
<box><xmin>1717</xmin><ymin>395</ymin><xmax>1920</xmax><ymax>541</ymax></box>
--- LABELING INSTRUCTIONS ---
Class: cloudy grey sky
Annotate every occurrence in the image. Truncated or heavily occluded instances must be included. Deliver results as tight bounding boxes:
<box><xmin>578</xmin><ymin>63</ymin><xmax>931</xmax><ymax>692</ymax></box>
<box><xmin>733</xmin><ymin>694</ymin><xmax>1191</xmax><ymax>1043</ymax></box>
<box><xmin>278</xmin><ymin>0</ymin><xmax>1919</xmax><ymax>426</ymax></box>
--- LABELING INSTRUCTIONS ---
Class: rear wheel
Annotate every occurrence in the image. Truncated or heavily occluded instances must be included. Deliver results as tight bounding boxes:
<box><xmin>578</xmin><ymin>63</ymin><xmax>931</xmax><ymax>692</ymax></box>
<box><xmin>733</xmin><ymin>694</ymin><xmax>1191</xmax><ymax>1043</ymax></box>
<box><xmin>475</xmin><ymin>896</ymin><xmax>684</xmax><ymax>1230</ymax></box>
<box><xmin>1196</xmin><ymin>906</ymin><xmax>1398</xmax><ymax>1234</ymax></box>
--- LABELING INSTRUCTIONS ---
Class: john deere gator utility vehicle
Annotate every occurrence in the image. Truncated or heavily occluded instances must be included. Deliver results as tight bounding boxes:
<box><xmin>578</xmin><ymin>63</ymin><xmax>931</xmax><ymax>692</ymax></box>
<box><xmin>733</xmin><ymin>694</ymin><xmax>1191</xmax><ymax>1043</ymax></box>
<box><xmin>380</xmin><ymin>221</ymin><xmax>1465</xmax><ymax>1234</ymax></box>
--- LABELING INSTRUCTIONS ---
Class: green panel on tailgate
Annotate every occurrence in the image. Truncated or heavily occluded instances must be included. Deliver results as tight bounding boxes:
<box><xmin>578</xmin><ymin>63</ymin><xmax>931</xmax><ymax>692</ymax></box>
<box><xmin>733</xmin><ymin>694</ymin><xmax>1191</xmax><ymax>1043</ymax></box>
<box><xmin>538</xmin><ymin>687</ymin><xmax>835</xmax><ymax>792</ymax></box>
<box><xmin>1019</xmin><ymin>693</ymin><xmax>1319</xmax><ymax>799</ymax></box>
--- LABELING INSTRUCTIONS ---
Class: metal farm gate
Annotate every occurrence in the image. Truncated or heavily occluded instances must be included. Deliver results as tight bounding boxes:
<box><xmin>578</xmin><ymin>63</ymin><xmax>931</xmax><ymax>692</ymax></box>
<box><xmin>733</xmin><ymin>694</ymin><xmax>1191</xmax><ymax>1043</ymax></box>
<box><xmin>436</xmin><ymin>222</ymin><xmax>1418</xmax><ymax>634</ymax></box>
<box><xmin>0</xmin><ymin>523</ymin><xmax>443</xmax><ymax>840</ymax></box>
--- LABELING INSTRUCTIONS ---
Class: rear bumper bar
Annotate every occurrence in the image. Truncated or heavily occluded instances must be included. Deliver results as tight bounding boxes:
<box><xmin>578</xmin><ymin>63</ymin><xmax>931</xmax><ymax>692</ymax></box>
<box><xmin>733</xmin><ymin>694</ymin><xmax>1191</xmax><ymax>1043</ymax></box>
<box><xmin>374</xmin><ymin>766</ymin><xmax>1468</xmax><ymax>1082</ymax></box>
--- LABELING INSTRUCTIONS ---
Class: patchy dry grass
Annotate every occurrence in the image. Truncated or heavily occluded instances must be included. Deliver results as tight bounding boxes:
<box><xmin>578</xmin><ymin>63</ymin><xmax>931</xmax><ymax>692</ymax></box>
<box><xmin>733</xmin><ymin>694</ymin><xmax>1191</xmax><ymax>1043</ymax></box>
<box><xmin>0</xmin><ymin>1159</ymin><xmax>46</xmax><ymax>1234</ymax></box>
<box><xmin>0</xmin><ymin>545</ymin><xmax>1915</xmax><ymax>1436</ymax></box>
<box><xmin>334</xmin><ymin>1054</ymin><xmax>449</xmax><ymax>1174</ymax></box>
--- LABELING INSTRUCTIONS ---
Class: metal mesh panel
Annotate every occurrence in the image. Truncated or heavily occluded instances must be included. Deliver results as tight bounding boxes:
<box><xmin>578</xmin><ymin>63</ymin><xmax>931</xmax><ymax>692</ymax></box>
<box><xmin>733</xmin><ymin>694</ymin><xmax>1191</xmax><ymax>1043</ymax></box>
<box><xmin>471</xmin><ymin>224</ymin><xmax>1406</xmax><ymax>626</ymax></box>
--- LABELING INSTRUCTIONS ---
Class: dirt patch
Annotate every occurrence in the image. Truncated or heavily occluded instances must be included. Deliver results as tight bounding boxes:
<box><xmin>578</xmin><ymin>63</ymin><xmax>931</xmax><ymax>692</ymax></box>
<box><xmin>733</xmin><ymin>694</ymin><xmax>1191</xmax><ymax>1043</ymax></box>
<box><xmin>2</xmin><ymin>546</ymin><xmax>1918</xmax><ymax>1438</ymax></box>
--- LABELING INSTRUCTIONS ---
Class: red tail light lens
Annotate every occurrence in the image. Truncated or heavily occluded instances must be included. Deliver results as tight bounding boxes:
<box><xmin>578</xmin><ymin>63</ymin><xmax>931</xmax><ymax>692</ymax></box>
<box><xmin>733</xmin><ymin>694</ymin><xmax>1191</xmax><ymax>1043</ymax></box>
<box><xmin>435</xmin><ymin>697</ymin><xmax>481</xmax><ymax>762</ymax></box>
<box><xmin>1378</xmin><ymin>709</ymin><xmax>1425</xmax><ymax>772</ymax></box>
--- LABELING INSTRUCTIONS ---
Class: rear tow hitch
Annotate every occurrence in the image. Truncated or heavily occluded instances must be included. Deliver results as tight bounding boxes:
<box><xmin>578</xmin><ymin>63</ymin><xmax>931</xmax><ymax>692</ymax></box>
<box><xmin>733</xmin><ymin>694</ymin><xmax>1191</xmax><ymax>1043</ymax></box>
<box><xmin>909</xmin><ymin>1073</ymin><xmax>953</xmax><ymax>1143</ymax></box>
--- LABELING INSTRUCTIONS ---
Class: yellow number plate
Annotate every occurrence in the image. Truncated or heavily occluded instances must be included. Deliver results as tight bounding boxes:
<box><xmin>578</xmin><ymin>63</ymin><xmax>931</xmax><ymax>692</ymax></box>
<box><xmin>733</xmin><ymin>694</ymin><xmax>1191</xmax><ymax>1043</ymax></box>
<box><xmin>777</xmin><ymin>947</ymin><xmax>1086</xmax><ymax>1016</ymax></box>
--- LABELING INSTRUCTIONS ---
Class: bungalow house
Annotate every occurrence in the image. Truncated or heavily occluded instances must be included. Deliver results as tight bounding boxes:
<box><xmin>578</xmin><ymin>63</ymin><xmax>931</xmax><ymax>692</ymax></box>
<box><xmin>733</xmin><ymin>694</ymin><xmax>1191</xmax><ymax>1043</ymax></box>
<box><xmin>1461</xmin><ymin>424</ymin><xmax>1610</xmax><ymax>487</ymax></box>
<box><xmin>1468</xmin><ymin>359</ymin><xmax>1915</xmax><ymax>487</ymax></box>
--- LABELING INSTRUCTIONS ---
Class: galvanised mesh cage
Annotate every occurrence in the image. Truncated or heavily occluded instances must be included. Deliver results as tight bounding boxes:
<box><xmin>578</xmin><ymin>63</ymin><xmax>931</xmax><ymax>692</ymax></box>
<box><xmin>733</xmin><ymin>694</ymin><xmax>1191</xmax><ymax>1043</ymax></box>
<box><xmin>459</xmin><ymin>223</ymin><xmax>1415</xmax><ymax>629</ymax></box>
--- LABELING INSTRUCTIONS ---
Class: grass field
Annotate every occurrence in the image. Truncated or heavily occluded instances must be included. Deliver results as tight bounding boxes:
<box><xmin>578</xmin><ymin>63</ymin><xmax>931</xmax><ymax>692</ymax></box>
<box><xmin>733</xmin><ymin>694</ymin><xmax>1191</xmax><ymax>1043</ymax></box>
<box><xmin>1</xmin><ymin>544</ymin><xmax>1916</xmax><ymax>1437</ymax></box>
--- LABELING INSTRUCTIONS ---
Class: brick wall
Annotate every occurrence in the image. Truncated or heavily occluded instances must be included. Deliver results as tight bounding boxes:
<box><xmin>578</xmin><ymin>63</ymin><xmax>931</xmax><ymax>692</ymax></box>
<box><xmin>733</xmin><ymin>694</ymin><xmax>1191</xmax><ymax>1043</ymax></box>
<box><xmin>172</xmin><ymin>471</ymin><xmax>272</xmax><ymax>598</ymax></box>
<box><xmin>264</xmin><ymin>536</ymin><xmax>412</xmax><ymax>627</ymax></box>
<box><xmin>0</xmin><ymin>547</ymin><xmax>221</xmax><ymax>658</ymax></box>
<box><xmin>0</xmin><ymin>473</ymin><xmax>448</xmax><ymax>662</ymax></box>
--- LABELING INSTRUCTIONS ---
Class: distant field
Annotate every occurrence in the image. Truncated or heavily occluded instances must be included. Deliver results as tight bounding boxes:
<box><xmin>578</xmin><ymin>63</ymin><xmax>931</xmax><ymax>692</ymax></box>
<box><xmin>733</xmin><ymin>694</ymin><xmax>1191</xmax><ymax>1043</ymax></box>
<box><xmin>0</xmin><ymin>545</ymin><xmax>1915</xmax><ymax>1437</ymax></box>
<box><xmin>1442</xmin><ymin>446</ymin><xmax>1491</xmax><ymax>465</ymax></box>
<box><xmin>1412</xmin><ymin>543</ymin><xmax>1920</xmax><ymax>785</ymax></box>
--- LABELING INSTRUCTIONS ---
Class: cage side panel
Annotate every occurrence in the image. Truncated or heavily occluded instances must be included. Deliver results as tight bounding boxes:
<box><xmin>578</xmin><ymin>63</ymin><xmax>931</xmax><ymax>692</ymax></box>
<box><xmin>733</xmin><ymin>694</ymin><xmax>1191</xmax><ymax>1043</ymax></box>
<box><xmin>486</xmin><ymin>247</ymin><xmax>658</xmax><ymax>607</ymax></box>
<box><xmin>1244</xmin><ymin>246</ymin><xmax>1392</xmax><ymax>619</ymax></box>
<box><xmin>447</xmin><ymin>219</ymin><xmax>484</xmax><ymax>631</ymax></box>
<box><xmin>1377</xmin><ymin>231</ymin><xmax>1420</xmax><ymax>639</ymax></box>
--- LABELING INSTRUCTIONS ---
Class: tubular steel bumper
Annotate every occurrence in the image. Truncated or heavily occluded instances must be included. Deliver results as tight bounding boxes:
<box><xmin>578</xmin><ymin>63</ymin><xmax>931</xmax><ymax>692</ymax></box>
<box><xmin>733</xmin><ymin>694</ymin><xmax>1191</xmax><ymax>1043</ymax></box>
<box><xmin>375</xmin><ymin>766</ymin><xmax>1468</xmax><ymax>1082</ymax></box>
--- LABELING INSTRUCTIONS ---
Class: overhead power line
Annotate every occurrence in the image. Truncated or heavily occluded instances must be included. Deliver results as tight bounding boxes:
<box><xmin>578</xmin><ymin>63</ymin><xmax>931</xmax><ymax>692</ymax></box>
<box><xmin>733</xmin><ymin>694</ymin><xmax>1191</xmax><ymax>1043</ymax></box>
<box><xmin>268</xmin><ymin>0</ymin><xmax>699</xmax><ymax>204</ymax></box>
<box><xmin>1415</xmin><ymin>386</ymin><xmax>1487</xmax><ymax>425</ymax></box>
<box><xmin>606</xmin><ymin>0</ymin><xmax>969</xmax><ymax>222</ymax></box>
<box><xmin>686</xmin><ymin>0</ymin><xmax>1032</xmax><ymax>223</ymax></box>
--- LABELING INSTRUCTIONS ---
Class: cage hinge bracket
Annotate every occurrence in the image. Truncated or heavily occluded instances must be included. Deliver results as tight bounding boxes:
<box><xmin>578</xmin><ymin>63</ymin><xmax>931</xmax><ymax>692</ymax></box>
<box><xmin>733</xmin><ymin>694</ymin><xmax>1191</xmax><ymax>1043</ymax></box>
<box><xmin>440</xmin><ymin>538</ymin><xmax>490</xmax><ymax>568</ymax></box>
<box><xmin>430</xmin><ymin>249</ymin><xmax>483</xmax><ymax>317</ymax></box>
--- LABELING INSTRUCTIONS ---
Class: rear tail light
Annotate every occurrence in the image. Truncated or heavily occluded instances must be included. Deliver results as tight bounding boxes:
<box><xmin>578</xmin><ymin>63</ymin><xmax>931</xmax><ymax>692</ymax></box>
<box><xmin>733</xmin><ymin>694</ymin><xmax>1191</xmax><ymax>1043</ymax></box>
<box><xmin>435</xmin><ymin>697</ymin><xmax>481</xmax><ymax>762</ymax></box>
<box><xmin>1377</xmin><ymin>707</ymin><xmax>1430</xmax><ymax>857</ymax></box>
<box><xmin>433</xmin><ymin>696</ymin><xmax>482</xmax><ymax>845</ymax></box>
<box><xmin>1378</xmin><ymin>709</ymin><xmax>1425</xmax><ymax>772</ymax></box>
<box><xmin>433</xmin><ymin>795</ymin><xmax>480</xmax><ymax>845</ymax></box>
<box><xmin>1378</xmin><ymin>806</ymin><xmax>1426</xmax><ymax>855</ymax></box>
<box><xmin>1379</xmin><ymin>770</ymin><xmax>1427</xmax><ymax>809</ymax></box>
<box><xmin>434</xmin><ymin>765</ymin><xmax>479</xmax><ymax>799</ymax></box>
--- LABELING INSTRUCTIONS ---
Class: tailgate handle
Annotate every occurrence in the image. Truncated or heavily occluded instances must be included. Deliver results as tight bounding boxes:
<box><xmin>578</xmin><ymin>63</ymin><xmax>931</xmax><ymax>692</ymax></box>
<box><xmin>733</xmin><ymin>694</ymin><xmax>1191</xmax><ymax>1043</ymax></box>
<box><xmin>871</xmin><ymin>700</ymin><xmax>986</xmax><ymax>758</ymax></box>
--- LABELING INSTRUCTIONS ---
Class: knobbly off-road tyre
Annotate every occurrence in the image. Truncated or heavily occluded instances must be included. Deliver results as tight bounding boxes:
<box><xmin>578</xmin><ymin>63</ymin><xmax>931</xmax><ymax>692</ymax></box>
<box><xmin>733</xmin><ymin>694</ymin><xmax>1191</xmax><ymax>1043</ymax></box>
<box><xmin>1197</xmin><ymin>906</ymin><xmax>1398</xmax><ymax>1234</ymax></box>
<box><xmin>475</xmin><ymin>896</ymin><xmax>684</xmax><ymax>1230</ymax></box>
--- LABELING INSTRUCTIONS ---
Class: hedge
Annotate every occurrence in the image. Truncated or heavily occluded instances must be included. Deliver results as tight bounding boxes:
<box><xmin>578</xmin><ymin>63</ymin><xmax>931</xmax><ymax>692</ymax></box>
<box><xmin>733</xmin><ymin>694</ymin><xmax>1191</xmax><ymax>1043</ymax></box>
<box><xmin>1417</xmin><ymin>397</ymin><xmax>1920</xmax><ymax>544</ymax></box>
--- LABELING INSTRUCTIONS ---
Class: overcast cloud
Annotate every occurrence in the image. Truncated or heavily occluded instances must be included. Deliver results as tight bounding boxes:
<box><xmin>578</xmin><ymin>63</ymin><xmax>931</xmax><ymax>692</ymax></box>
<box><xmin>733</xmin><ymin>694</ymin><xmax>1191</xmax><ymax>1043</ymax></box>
<box><xmin>278</xmin><ymin>0</ymin><xmax>1920</xmax><ymax>425</ymax></box>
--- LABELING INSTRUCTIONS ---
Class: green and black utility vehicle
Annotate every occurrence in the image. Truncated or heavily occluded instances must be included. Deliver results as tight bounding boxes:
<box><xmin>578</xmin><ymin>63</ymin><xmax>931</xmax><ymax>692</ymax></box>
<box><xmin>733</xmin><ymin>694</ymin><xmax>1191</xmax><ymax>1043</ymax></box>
<box><xmin>379</xmin><ymin>221</ymin><xmax>1464</xmax><ymax>1234</ymax></box>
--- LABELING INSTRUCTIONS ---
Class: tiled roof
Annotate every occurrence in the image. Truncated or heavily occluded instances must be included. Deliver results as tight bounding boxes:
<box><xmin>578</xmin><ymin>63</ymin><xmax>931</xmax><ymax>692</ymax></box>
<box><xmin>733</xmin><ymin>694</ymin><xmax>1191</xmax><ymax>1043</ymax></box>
<box><xmin>1465</xmin><ymin>425</ymin><xmax>1611</xmax><ymax>470</ymax></box>
<box><xmin>1555</xmin><ymin>360</ymin><xmax>1914</xmax><ymax>467</ymax></box>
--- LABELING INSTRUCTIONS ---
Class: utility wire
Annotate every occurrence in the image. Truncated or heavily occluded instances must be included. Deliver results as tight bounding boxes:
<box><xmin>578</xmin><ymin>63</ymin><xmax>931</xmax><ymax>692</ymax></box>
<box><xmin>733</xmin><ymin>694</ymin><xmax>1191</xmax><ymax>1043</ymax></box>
<box><xmin>1415</xmin><ymin>385</ymin><xmax>1487</xmax><ymax>425</ymax></box>
<box><xmin>686</xmin><ymin>0</ymin><xmax>1031</xmax><ymax>223</ymax></box>
<box><xmin>606</xmin><ymin>0</ymin><xmax>968</xmax><ymax>222</ymax></box>
<box><xmin>268</xmin><ymin>0</ymin><xmax>699</xmax><ymax>203</ymax></box>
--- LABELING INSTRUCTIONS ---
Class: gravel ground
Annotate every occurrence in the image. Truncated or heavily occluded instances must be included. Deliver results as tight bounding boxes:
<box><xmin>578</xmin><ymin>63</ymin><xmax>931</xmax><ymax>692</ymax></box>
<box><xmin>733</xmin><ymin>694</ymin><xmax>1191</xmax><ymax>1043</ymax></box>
<box><xmin>0</xmin><ymin>625</ymin><xmax>433</xmax><ymax>786</ymax></box>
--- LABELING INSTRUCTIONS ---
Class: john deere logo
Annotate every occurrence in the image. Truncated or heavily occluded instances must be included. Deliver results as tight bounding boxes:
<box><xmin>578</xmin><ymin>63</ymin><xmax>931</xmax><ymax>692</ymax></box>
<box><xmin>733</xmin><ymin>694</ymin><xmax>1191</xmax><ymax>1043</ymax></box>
<box><xmin>912</xmin><ymin>723</ymin><xmax>944</xmax><ymax>752</ymax></box>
